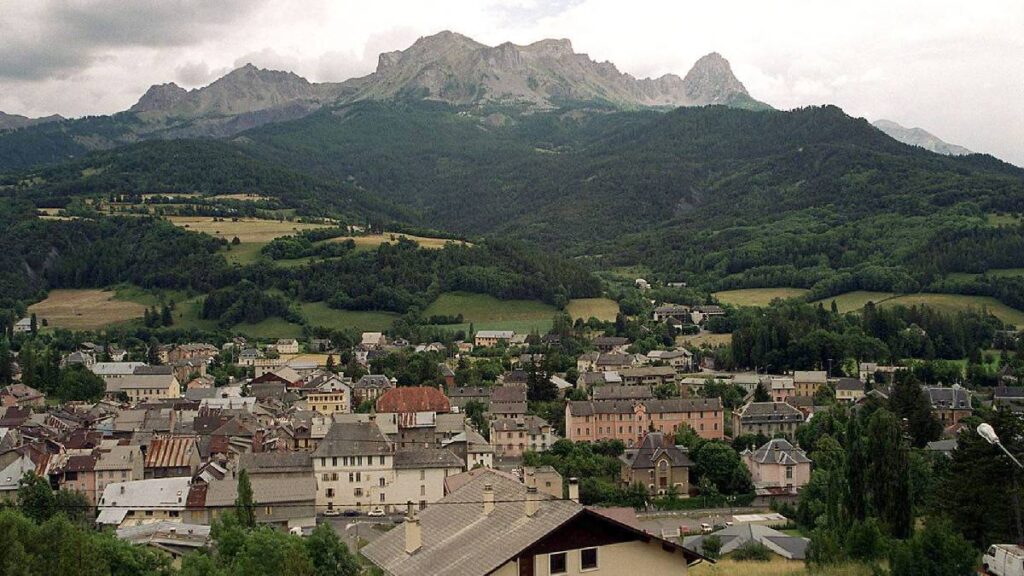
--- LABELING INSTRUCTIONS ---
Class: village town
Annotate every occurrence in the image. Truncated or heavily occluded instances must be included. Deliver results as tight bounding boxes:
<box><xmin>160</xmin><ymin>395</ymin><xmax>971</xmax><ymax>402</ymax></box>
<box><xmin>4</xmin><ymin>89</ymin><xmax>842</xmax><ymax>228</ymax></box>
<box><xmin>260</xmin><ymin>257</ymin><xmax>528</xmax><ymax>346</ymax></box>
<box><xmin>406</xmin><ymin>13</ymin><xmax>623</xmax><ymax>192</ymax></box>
<box><xmin>0</xmin><ymin>297</ymin><xmax>1003</xmax><ymax>575</ymax></box>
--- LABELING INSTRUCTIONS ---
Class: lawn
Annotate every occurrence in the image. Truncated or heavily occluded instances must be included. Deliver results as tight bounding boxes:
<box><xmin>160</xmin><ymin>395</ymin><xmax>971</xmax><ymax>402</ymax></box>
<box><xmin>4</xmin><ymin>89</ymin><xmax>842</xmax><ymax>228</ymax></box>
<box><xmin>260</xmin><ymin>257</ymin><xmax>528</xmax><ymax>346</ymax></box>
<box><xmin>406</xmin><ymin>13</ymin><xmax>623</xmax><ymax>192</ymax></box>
<box><xmin>298</xmin><ymin>302</ymin><xmax>399</xmax><ymax>332</ymax></box>
<box><xmin>714</xmin><ymin>288</ymin><xmax>810</xmax><ymax>307</ymax></box>
<box><xmin>325</xmin><ymin>233</ymin><xmax>467</xmax><ymax>251</ymax></box>
<box><xmin>29</xmin><ymin>289</ymin><xmax>147</xmax><ymax>330</ymax></box>
<box><xmin>114</xmin><ymin>286</ymin><xmax>219</xmax><ymax>331</ymax></box>
<box><xmin>880</xmin><ymin>293</ymin><xmax>1024</xmax><ymax>328</ymax></box>
<box><xmin>231</xmin><ymin>317</ymin><xmax>305</xmax><ymax>339</ymax></box>
<box><xmin>812</xmin><ymin>291</ymin><xmax>897</xmax><ymax>313</ymax></box>
<box><xmin>691</xmin><ymin>559</ymin><xmax>872</xmax><ymax>576</ymax></box>
<box><xmin>424</xmin><ymin>292</ymin><xmax>558</xmax><ymax>334</ymax></box>
<box><xmin>167</xmin><ymin>216</ymin><xmax>330</xmax><ymax>243</ymax></box>
<box><xmin>566</xmin><ymin>298</ymin><xmax>620</xmax><ymax>322</ymax></box>
<box><xmin>224</xmin><ymin>242</ymin><xmax>269</xmax><ymax>265</ymax></box>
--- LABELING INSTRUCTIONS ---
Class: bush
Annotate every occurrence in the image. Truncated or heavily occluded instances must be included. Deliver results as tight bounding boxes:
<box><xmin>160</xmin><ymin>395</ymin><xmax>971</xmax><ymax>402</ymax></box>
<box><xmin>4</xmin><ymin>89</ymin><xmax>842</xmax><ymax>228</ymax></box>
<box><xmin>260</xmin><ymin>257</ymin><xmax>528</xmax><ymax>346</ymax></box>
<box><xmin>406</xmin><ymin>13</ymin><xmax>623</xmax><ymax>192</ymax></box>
<box><xmin>702</xmin><ymin>535</ymin><xmax>722</xmax><ymax>560</ymax></box>
<box><xmin>731</xmin><ymin>541</ymin><xmax>772</xmax><ymax>561</ymax></box>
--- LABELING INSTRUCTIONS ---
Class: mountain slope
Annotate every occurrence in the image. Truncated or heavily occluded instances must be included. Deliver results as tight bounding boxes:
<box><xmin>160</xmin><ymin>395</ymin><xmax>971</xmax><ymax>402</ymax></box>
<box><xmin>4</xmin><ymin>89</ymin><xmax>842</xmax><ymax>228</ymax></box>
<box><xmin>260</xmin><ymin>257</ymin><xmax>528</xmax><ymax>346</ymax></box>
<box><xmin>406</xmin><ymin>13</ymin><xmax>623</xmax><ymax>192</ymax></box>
<box><xmin>873</xmin><ymin>119</ymin><xmax>972</xmax><ymax>156</ymax></box>
<box><xmin>0</xmin><ymin>111</ymin><xmax>63</xmax><ymax>131</ymax></box>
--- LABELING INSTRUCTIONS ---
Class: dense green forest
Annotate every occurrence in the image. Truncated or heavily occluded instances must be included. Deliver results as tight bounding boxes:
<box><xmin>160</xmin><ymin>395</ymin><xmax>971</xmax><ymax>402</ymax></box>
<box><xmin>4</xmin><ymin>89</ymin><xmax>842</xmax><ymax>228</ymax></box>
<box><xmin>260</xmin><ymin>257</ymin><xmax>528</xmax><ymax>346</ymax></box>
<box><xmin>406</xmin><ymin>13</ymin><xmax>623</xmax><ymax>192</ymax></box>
<box><xmin>3</xmin><ymin>101</ymin><xmax>1024</xmax><ymax>310</ymax></box>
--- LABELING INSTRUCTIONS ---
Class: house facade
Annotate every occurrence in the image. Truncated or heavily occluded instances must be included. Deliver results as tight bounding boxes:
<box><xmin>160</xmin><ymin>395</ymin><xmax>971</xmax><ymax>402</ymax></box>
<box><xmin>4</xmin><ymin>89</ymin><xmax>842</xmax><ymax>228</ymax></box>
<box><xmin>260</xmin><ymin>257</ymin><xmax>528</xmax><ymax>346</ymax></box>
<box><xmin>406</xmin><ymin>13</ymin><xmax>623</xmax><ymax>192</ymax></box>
<box><xmin>742</xmin><ymin>438</ymin><xmax>812</xmax><ymax>493</ymax></box>
<box><xmin>566</xmin><ymin>398</ymin><xmax>724</xmax><ymax>446</ymax></box>
<box><xmin>490</xmin><ymin>416</ymin><xmax>558</xmax><ymax>459</ymax></box>
<box><xmin>732</xmin><ymin>402</ymin><xmax>805</xmax><ymax>440</ymax></box>
<box><xmin>620</xmin><ymin>432</ymin><xmax>692</xmax><ymax>496</ymax></box>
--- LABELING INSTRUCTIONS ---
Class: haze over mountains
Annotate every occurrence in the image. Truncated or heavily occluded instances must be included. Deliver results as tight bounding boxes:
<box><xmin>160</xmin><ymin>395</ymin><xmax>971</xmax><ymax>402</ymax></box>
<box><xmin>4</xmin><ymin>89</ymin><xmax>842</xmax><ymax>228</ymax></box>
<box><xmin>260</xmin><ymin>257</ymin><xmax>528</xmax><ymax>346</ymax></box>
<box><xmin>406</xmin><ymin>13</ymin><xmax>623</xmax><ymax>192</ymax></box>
<box><xmin>872</xmin><ymin>119</ymin><xmax>972</xmax><ymax>156</ymax></box>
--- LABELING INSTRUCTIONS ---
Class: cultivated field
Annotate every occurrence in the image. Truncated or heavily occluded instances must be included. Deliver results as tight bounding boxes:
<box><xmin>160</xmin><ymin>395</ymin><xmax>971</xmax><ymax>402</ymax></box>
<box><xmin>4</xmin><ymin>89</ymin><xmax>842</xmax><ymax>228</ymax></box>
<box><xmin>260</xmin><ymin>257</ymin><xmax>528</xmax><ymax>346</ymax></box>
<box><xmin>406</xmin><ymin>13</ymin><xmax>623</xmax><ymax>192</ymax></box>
<box><xmin>678</xmin><ymin>332</ymin><xmax>733</xmax><ymax>348</ymax></box>
<box><xmin>326</xmin><ymin>233</ymin><xmax>467</xmax><ymax>250</ymax></box>
<box><xmin>299</xmin><ymin>302</ymin><xmax>399</xmax><ymax>332</ymax></box>
<box><xmin>714</xmin><ymin>288</ymin><xmax>810</xmax><ymax>307</ymax></box>
<box><xmin>424</xmin><ymin>292</ymin><xmax>557</xmax><ymax>334</ymax></box>
<box><xmin>29</xmin><ymin>289</ymin><xmax>147</xmax><ymax>330</ymax></box>
<box><xmin>880</xmin><ymin>293</ymin><xmax>1024</xmax><ymax>328</ymax></box>
<box><xmin>208</xmin><ymin>193</ymin><xmax>273</xmax><ymax>202</ymax></box>
<box><xmin>566</xmin><ymin>298</ymin><xmax>620</xmax><ymax>322</ymax></box>
<box><xmin>812</xmin><ymin>291</ymin><xmax>896</xmax><ymax>313</ymax></box>
<box><xmin>167</xmin><ymin>216</ymin><xmax>330</xmax><ymax>243</ymax></box>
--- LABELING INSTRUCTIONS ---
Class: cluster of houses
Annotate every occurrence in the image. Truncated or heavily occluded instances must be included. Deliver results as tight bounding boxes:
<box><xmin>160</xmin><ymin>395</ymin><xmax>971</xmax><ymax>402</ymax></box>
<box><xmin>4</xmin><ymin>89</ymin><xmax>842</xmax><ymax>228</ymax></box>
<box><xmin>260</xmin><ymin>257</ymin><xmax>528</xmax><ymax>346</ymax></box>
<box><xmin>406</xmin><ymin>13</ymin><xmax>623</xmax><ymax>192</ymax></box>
<box><xmin>0</xmin><ymin>318</ymin><xmax>1005</xmax><ymax>572</ymax></box>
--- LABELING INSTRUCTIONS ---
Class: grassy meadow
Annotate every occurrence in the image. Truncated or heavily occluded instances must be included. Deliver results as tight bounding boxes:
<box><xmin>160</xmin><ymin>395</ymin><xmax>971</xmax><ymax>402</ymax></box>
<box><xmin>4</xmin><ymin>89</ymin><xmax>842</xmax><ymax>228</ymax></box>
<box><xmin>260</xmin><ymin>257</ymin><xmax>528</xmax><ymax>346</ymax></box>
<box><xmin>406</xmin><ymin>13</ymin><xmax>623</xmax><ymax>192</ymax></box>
<box><xmin>424</xmin><ymin>292</ymin><xmax>558</xmax><ymax>334</ymax></box>
<box><xmin>29</xmin><ymin>289</ymin><xmax>146</xmax><ymax>330</ymax></box>
<box><xmin>714</xmin><ymin>288</ymin><xmax>810</xmax><ymax>307</ymax></box>
<box><xmin>566</xmin><ymin>298</ymin><xmax>620</xmax><ymax>322</ymax></box>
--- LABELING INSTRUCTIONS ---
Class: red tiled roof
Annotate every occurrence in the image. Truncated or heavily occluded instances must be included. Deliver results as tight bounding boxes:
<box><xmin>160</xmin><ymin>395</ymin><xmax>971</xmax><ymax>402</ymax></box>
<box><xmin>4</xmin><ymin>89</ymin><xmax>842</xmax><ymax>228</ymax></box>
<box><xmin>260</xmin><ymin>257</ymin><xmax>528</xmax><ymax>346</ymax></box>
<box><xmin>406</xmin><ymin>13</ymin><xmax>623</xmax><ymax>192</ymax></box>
<box><xmin>375</xmin><ymin>386</ymin><xmax>451</xmax><ymax>414</ymax></box>
<box><xmin>145</xmin><ymin>436</ymin><xmax>197</xmax><ymax>469</ymax></box>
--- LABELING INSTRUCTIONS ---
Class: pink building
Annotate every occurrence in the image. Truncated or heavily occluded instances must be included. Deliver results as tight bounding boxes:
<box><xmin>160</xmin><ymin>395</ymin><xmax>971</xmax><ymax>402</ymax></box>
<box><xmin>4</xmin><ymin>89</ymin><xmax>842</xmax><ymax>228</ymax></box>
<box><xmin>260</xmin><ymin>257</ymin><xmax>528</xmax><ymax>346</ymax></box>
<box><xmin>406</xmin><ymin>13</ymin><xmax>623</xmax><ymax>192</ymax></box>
<box><xmin>566</xmin><ymin>398</ymin><xmax>724</xmax><ymax>447</ymax></box>
<box><xmin>742</xmin><ymin>438</ymin><xmax>812</xmax><ymax>495</ymax></box>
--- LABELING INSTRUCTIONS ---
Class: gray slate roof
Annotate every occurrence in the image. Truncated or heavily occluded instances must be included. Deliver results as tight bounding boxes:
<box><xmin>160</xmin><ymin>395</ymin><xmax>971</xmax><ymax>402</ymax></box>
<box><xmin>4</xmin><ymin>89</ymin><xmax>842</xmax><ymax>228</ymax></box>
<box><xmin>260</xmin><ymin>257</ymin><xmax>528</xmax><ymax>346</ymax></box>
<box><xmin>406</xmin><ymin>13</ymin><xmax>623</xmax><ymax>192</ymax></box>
<box><xmin>684</xmin><ymin>523</ymin><xmax>809</xmax><ymax>560</ymax></box>
<box><xmin>393</xmin><ymin>448</ymin><xmax>464</xmax><ymax>469</ymax></box>
<box><xmin>592</xmin><ymin>385</ymin><xmax>653</xmax><ymax>401</ymax></box>
<box><xmin>362</xmin><ymin>470</ymin><xmax>580</xmax><ymax>576</ymax></box>
<box><xmin>313</xmin><ymin>421</ymin><xmax>392</xmax><ymax>458</ymax></box>
<box><xmin>745</xmin><ymin>439</ymin><xmax>811</xmax><ymax>466</ymax></box>
<box><xmin>621</xmin><ymin>432</ymin><xmax>692</xmax><ymax>470</ymax></box>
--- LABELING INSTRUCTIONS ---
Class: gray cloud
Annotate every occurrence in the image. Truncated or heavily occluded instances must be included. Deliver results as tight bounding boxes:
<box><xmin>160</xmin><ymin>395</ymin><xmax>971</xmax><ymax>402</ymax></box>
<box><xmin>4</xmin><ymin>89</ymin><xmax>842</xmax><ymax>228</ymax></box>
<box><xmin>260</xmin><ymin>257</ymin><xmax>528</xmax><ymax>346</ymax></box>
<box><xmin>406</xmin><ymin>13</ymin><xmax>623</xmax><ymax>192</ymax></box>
<box><xmin>0</xmin><ymin>0</ymin><xmax>266</xmax><ymax>80</ymax></box>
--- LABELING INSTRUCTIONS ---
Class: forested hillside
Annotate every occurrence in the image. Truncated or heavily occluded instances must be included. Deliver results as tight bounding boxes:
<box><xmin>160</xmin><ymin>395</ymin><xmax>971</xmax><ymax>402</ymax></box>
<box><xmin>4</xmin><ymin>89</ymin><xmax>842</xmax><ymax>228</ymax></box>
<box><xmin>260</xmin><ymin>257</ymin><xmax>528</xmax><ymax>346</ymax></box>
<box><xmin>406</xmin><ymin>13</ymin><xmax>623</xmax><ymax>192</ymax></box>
<box><xmin>4</xmin><ymin>101</ymin><xmax>1024</xmax><ymax>306</ymax></box>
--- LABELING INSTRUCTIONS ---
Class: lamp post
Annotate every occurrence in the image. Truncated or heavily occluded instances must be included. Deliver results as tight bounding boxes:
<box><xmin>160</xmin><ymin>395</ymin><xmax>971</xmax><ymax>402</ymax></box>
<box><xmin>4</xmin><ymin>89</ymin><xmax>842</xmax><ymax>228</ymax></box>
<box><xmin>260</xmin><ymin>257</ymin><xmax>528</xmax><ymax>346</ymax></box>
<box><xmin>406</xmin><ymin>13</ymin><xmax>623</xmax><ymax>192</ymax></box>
<box><xmin>978</xmin><ymin>423</ymin><xmax>1024</xmax><ymax>545</ymax></box>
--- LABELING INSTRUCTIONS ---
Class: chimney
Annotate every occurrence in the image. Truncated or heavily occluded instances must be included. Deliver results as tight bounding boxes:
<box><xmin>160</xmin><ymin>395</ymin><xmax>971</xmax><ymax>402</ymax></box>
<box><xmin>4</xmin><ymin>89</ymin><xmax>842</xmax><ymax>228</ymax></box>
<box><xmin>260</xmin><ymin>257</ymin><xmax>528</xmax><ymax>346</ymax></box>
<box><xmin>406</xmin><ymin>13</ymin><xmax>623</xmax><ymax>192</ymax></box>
<box><xmin>525</xmin><ymin>486</ymin><xmax>539</xmax><ymax>518</ymax></box>
<box><xmin>405</xmin><ymin>502</ymin><xmax>422</xmax><ymax>554</ymax></box>
<box><xmin>568</xmin><ymin>477</ymin><xmax>580</xmax><ymax>503</ymax></box>
<box><xmin>483</xmin><ymin>483</ymin><xmax>495</xmax><ymax>515</ymax></box>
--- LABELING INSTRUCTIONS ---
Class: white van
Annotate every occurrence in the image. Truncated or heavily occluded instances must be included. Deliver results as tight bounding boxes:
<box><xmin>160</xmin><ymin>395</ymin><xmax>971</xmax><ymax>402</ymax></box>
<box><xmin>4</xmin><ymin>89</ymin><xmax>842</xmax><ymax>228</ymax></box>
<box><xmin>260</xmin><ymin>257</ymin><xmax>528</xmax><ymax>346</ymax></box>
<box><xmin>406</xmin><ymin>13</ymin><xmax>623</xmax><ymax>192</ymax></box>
<box><xmin>983</xmin><ymin>544</ymin><xmax>1024</xmax><ymax>576</ymax></box>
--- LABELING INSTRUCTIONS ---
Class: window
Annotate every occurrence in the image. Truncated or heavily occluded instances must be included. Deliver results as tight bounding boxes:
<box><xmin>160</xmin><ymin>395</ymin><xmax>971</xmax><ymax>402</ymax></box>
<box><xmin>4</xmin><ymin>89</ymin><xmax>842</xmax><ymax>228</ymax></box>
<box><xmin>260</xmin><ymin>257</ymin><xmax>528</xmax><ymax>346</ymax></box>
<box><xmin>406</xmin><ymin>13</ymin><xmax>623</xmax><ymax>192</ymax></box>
<box><xmin>379</xmin><ymin>456</ymin><xmax>385</xmax><ymax>465</ymax></box>
<box><xmin>786</xmin><ymin>466</ymin><xmax>793</xmax><ymax>479</ymax></box>
<box><xmin>380</xmin><ymin>493</ymin><xmax>386</xmax><ymax>502</ymax></box>
<box><xmin>581</xmin><ymin>548</ymin><xmax>598</xmax><ymax>570</ymax></box>
<box><xmin>549</xmin><ymin>552</ymin><xmax>567</xmax><ymax>574</ymax></box>
<box><xmin>420</xmin><ymin>485</ymin><xmax>426</xmax><ymax>496</ymax></box>
<box><xmin>379</xmin><ymin>477</ymin><xmax>386</xmax><ymax>487</ymax></box>
<box><xmin>332</xmin><ymin>457</ymin><xmax>337</xmax><ymax>467</ymax></box>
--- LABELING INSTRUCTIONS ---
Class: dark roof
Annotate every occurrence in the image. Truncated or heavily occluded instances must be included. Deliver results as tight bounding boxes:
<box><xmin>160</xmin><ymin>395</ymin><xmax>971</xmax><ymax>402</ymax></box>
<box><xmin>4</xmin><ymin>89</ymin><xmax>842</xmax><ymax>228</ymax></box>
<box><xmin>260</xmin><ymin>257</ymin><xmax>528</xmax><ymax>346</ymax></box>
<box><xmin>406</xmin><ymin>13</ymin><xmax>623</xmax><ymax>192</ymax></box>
<box><xmin>745</xmin><ymin>438</ymin><xmax>811</xmax><ymax>466</ymax></box>
<box><xmin>568</xmin><ymin>397</ymin><xmax>722</xmax><ymax>416</ymax></box>
<box><xmin>735</xmin><ymin>402</ymin><xmax>804</xmax><ymax>422</ymax></box>
<box><xmin>354</xmin><ymin>375</ymin><xmax>394</xmax><ymax>390</ymax></box>
<box><xmin>593</xmin><ymin>336</ymin><xmax>629</xmax><ymax>346</ymax></box>
<box><xmin>65</xmin><ymin>453</ymin><xmax>99</xmax><ymax>473</ymax></box>
<box><xmin>596</xmin><ymin>353</ymin><xmax>630</xmax><ymax>366</ymax></box>
<box><xmin>375</xmin><ymin>386</ymin><xmax>451</xmax><ymax>414</ymax></box>
<box><xmin>313</xmin><ymin>422</ymin><xmax>392</xmax><ymax>458</ymax></box>
<box><xmin>393</xmin><ymin>448</ymin><xmax>463</xmax><ymax>469</ymax></box>
<box><xmin>238</xmin><ymin>451</ymin><xmax>312</xmax><ymax>473</ymax></box>
<box><xmin>621</xmin><ymin>432</ymin><xmax>692</xmax><ymax>470</ymax></box>
<box><xmin>133</xmin><ymin>365</ymin><xmax>174</xmax><ymax>376</ymax></box>
<box><xmin>503</xmin><ymin>370</ymin><xmax>528</xmax><ymax>383</ymax></box>
<box><xmin>995</xmin><ymin>386</ymin><xmax>1024</xmax><ymax>400</ymax></box>
<box><xmin>490</xmin><ymin>386</ymin><xmax>527</xmax><ymax>403</ymax></box>
<box><xmin>448</xmin><ymin>387</ymin><xmax>490</xmax><ymax>399</ymax></box>
<box><xmin>491</xmin><ymin>416</ymin><xmax>552</xmax><ymax>435</ymax></box>
<box><xmin>835</xmin><ymin>378</ymin><xmax>864</xmax><ymax>392</ymax></box>
<box><xmin>926</xmin><ymin>386</ymin><xmax>971</xmax><ymax>410</ymax></box>
<box><xmin>592</xmin><ymin>385</ymin><xmax>653</xmax><ymax>401</ymax></box>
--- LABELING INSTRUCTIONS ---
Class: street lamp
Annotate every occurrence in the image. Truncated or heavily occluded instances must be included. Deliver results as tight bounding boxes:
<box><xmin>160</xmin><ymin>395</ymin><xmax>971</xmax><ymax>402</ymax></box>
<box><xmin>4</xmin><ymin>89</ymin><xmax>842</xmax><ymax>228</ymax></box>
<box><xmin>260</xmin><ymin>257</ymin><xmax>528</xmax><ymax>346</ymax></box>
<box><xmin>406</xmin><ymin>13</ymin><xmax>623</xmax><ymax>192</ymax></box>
<box><xmin>978</xmin><ymin>423</ymin><xmax>1024</xmax><ymax>545</ymax></box>
<box><xmin>978</xmin><ymin>423</ymin><xmax>1024</xmax><ymax>469</ymax></box>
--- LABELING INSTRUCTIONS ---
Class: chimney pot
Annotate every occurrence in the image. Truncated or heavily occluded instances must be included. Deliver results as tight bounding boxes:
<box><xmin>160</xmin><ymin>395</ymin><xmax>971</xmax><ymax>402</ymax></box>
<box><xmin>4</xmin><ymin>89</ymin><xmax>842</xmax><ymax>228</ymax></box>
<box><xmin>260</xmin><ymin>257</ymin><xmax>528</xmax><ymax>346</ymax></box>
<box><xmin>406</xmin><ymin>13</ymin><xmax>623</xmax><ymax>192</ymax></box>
<box><xmin>568</xmin><ymin>477</ymin><xmax>580</xmax><ymax>503</ymax></box>
<box><xmin>404</xmin><ymin>501</ymin><xmax>421</xmax><ymax>554</ymax></box>
<box><xmin>526</xmin><ymin>486</ymin><xmax>539</xmax><ymax>517</ymax></box>
<box><xmin>483</xmin><ymin>483</ymin><xmax>495</xmax><ymax>515</ymax></box>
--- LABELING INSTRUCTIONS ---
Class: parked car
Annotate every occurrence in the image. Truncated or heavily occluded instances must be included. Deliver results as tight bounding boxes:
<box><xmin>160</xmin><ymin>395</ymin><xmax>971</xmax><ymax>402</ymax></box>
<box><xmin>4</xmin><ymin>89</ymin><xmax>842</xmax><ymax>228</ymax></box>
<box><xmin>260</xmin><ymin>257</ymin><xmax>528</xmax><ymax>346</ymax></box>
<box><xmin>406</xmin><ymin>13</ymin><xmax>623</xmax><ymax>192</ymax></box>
<box><xmin>368</xmin><ymin>507</ymin><xmax>386</xmax><ymax>517</ymax></box>
<box><xmin>342</xmin><ymin>509</ymin><xmax>360</xmax><ymax>517</ymax></box>
<box><xmin>700</xmin><ymin>523</ymin><xmax>712</xmax><ymax>534</ymax></box>
<box><xmin>322</xmin><ymin>508</ymin><xmax>342</xmax><ymax>517</ymax></box>
<box><xmin>983</xmin><ymin>544</ymin><xmax>1024</xmax><ymax>576</ymax></box>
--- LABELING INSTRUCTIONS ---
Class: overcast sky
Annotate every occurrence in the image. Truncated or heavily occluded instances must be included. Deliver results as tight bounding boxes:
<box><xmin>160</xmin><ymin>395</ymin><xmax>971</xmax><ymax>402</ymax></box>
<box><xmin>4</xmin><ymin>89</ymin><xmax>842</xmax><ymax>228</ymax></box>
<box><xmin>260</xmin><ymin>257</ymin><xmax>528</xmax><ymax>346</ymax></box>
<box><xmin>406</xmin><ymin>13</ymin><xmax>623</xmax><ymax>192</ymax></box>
<box><xmin>1</xmin><ymin>0</ymin><xmax>1021</xmax><ymax>164</ymax></box>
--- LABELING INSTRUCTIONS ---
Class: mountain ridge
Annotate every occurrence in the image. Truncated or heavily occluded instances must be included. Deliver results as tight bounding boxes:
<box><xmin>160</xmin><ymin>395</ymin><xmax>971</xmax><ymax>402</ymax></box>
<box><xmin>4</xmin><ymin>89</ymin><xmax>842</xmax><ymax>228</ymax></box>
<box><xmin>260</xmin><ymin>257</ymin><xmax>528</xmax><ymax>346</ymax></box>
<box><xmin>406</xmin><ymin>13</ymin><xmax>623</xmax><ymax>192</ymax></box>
<box><xmin>873</xmin><ymin>119</ymin><xmax>972</xmax><ymax>156</ymax></box>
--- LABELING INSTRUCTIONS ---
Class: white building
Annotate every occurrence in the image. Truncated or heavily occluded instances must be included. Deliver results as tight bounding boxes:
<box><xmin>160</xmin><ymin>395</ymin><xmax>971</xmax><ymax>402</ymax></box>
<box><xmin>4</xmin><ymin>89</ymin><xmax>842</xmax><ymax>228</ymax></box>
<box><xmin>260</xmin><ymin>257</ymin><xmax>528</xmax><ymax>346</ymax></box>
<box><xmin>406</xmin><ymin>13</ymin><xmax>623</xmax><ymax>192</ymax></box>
<box><xmin>312</xmin><ymin>421</ymin><xmax>462</xmax><ymax>513</ymax></box>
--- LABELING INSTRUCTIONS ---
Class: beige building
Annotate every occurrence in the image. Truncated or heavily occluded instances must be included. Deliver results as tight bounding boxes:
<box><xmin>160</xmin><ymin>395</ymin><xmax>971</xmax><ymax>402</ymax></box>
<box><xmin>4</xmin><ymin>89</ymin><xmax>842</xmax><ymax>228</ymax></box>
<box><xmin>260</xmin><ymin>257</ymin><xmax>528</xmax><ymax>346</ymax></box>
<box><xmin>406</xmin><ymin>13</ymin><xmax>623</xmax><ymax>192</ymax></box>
<box><xmin>120</xmin><ymin>366</ymin><xmax>181</xmax><ymax>402</ymax></box>
<box><xmin>490</xmin><ymin>416</ymin><xmax>559</xmax><ymax>459</ymax></box>
<box><xmin>95</xmin><ymin>445</ymin><xmax>145</xmax><ymax>501</ymax></box>
<box><xmin>306</xmin><ymin>385</ymin><xmax>352</xmax><ymax>415</ymax></box>
<box><xmin>313</xmin><ymin>421</ymin><xmax>462</xmax><ymax>513</ymax></box>
<box><xmin>474</xmin><ymin>330</ymin><xmax>515</xmax><ymax>348</ymax></box>
<box><xmin>793</xmin><ymin>371</ymin><xmax>827</xmax><ymax>397</ymax></box>
<box><xmin>732</xmin><ymin>402</ymin><xmax>805</xmax><ymax>440</ymax></box>
<box><xmin>742</xmin><ymin>439</ymin><xmax>812</xmax><ymax>494</ymax></box>
<box><xmin>95</xmin><ymin>477</ymin><xmax>191</xmax><ymax>529</ymax></box>
<box><xmin>274</xmin><ymin>339</ymin><xmax>300</xmax><ymax>354</ymax></box>
<box><xmin>620</xmin><ymin>432</ymin><xmax>691</xmax><ymax>496</ymax></box>
<box><xmin>835</xmin><ymin>378</ymin><xmax>866</xmax><ymax>403</ymax></box>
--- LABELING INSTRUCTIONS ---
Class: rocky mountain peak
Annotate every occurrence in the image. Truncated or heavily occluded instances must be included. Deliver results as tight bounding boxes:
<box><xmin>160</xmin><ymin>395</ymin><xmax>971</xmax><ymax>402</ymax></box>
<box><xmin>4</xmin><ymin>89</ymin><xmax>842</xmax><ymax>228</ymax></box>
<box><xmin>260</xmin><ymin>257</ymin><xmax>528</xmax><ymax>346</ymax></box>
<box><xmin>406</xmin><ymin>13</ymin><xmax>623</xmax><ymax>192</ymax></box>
<box><xmin>130</xmin><ymin>82</ymin><xmax>188</xmax><ymax>113</ymax></box>
<box><xmin>681</xmin><ymin>52</ymin><xmax>750</xmax><ymax>105</ymax></box>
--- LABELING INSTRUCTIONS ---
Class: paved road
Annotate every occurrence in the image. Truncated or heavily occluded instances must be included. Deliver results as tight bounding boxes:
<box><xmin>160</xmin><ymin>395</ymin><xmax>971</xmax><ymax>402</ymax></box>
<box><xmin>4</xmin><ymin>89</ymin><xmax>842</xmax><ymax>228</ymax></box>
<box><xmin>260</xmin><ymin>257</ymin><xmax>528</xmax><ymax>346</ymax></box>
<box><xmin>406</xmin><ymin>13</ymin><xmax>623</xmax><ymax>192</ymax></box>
<box><xmin>632</xmin><ymin>507</ymin><xmax>768</xmax><ymax>538</ymax></box>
